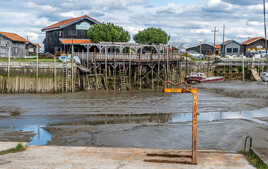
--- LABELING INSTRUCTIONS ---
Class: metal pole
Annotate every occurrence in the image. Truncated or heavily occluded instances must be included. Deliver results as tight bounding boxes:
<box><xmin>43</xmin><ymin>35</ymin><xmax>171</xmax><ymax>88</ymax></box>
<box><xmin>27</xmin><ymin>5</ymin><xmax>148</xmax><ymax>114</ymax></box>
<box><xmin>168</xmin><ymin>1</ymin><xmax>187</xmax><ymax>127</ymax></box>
<box><xmin>263</xmin><ymin>0</ymin><xmax>268</xmax><ymax>57</ymax></box>
<box><xmin>212</xmin><ymin>27</ymin><xmax>218</xmax><ymax>56</ymax></box>
<box><xmin>222</xmin><ymin>24</ymin><xmax>225</xmax><ymax>57</ymax></box>
<box><xmin>192</xmin><ymin>89</ymin><xmax>198</xmax><ymax>164</ymax></box>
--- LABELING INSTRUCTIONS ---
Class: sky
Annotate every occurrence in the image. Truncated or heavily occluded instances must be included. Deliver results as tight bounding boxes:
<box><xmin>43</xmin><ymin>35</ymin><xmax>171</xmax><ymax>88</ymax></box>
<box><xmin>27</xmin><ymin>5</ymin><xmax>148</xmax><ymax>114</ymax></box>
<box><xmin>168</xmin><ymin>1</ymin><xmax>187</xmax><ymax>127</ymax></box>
<box><xmin>0</xmin><ymin>0</ymin><xmax>266</xmax><ymax>48</ymax></box>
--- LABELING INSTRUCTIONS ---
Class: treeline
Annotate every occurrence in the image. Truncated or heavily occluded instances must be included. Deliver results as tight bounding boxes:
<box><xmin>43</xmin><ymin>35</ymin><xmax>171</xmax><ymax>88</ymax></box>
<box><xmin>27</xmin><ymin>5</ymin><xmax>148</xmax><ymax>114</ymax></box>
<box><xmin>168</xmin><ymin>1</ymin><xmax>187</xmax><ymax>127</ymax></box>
<box><xmin>87</xmin><ymin>23</ymin><xmax>170</xmax><ymax>45</ymax></box>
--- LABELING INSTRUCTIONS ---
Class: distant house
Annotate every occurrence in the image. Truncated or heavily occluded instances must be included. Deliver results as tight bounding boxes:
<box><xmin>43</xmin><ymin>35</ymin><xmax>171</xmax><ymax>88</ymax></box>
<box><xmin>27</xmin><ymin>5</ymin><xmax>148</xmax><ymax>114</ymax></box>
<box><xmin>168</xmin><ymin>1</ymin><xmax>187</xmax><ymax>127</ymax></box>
<box><xmin>242</xmin><ymin>37</ymin><xmax>267</xmax><ymax>56</ymax></box>
<box><xmin>214</xmin><ymin>44</ymin><xmax>221</xmax><ymax>55</ymax></box>
<box><xmin>0</xmin><ymin>32</ymin><xmax>40</xmax><ymax>58</ymax></box>
<box><xmin>26</xmin><ymin>42</ymin><xmax>40</xmax><ymax>56</ymax></box>
<box><xmin>186</xmin><ymin>44</ymin><xmax>214</xmax><ymax>55</ymax></box>
<box><xmin>222</xmin><ymin>40</ymin><xmax>241</xmax><ymax>56</ymax></box>
<box><xmin>0</xmin><ymin>32</ymin><xmax>39</xmax><ymax>58</ymax></box>
<box><xmin>41</xmin><ymin>15</ymin><xmax>101</xmax><ymax>55</ymax></box>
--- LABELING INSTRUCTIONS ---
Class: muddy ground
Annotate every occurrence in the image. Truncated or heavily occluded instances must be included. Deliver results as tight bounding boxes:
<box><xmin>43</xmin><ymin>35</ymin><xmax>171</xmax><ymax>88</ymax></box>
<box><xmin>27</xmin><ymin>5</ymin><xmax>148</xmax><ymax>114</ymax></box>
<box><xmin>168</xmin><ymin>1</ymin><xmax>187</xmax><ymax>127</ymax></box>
<box><xmin>0</xmin><ymin>81</ymin><xmax>268</xmax><ymax>151</ymax></box>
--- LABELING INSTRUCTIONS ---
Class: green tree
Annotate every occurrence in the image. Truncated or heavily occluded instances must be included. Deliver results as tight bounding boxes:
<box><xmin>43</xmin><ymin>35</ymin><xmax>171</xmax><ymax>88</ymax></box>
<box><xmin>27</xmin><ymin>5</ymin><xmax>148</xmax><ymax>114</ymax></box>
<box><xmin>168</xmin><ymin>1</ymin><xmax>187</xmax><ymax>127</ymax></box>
<box><xmin>134</xmin><ymin>28</ymin><xmax>170</xmax><ymax>44</ymax></box>
<box><xmin>88</xmin><ymin>23</ymin><xmax>130</xmax><ymax>43</ymax></box>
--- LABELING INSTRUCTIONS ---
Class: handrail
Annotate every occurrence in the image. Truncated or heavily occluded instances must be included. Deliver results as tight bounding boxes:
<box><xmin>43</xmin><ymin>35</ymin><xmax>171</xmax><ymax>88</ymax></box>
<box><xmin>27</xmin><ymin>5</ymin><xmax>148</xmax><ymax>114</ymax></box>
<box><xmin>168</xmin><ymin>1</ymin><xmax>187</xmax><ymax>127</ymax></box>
<box><xmin>244</xmin><ymin>136</ymin><xmax>253</xmax><ymax>152</ymax></box>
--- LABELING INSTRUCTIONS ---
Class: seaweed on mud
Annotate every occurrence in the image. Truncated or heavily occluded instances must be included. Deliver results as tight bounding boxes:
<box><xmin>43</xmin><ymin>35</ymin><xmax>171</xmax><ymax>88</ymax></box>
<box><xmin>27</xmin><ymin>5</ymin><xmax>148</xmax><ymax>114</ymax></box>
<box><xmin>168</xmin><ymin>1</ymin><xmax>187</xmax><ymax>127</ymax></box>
<box><xmin>0</xmin><ymin>106</ymin><xmax>22</xmax><ymax>116</ymax></box>
<box><xmin>0</xmin><ymin>144</ymin><xmax>26</xmax><ymax>156</ymax></box>
<box><xmin>242</xmin><ymin>151</ymin><xmax>268</xmax><ymax>169</ymax></box>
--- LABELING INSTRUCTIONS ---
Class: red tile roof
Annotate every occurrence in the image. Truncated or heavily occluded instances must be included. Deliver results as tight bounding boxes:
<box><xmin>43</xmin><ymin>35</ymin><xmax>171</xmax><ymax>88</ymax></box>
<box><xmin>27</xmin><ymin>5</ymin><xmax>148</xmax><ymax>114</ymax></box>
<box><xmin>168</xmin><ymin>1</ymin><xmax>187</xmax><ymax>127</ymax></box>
<box><xmin>242</xmin><ymin>37</ymin><xmax>264</xmax><ymax>45</ymax></box>
<box><xmin>60</xmin><ymin>39</ymin><xmax>91</xmax><ymax>45</ymax></box>
<box><xmin>42</xmin><ymin>15</ymin><xmax>100</xmax><ymax>31</ymax></box>
<box><xmin>214</xmin><ymin>44</ymin><xmax>221</xmax><ymax>49</ymax></box>
<box><xmin>224</xmin><ymin>40</ymin><xmax>232</xmax><ymax>45</ymax></box>
<box><xmin>0</xmin><ymin>32</ymin><xmax>28</xmax><ymax>43</ymax></box>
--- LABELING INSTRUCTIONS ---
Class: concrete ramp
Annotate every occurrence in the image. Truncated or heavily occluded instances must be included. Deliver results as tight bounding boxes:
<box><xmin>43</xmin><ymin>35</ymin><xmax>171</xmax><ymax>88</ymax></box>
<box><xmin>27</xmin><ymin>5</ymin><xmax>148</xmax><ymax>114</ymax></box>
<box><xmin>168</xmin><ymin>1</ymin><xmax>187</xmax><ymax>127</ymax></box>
<box><xmin>251</xmin><ymin>68</ymin><xmax>262</xmax><ymax>82</ymax></box>
<box><xmin>0</xmin><ymin>145</ymin><xmax>255</xmax><ymax>169</ymax></box>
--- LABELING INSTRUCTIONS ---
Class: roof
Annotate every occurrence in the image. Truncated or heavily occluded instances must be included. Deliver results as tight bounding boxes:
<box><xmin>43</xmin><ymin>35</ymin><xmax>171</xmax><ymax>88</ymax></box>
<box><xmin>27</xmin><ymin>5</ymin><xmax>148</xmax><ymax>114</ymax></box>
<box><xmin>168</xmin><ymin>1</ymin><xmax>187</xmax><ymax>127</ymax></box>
<box><xmin>0</xmin><ymin>32</ymin><xmax>28</xmax><ymax>43</ymax></box>
<box><xmin>224</xmin><ymin>40</ymin><xmax>232</xmax><ymax>45</ymax></box>
<box><xmin>42</xmin><ymin>15</ymin><xmax>101</xmax><ymax>32</ymax></box>
<box><xmin>242</xmin><ymin>37</ymin><xmax>264</xmax><ymax>45</ymax></box>
<box><xmin>224</xmin><ymin>40</ymin><xmax>241</xmax><ymax>46</ymax></box>
<box><xmin>215</xmin><ymin>44</ymin><xmax>221</xmax><ymax>49</ymax></box>
<box><xmin>186</xmin><ymin>43</ymin><xmax>214</xmax><ymax>49</ymax></box>
<box><xmin>60</xmin><ymin>39</ymin><xmax>91</xmax><ymax>45</ymax></box>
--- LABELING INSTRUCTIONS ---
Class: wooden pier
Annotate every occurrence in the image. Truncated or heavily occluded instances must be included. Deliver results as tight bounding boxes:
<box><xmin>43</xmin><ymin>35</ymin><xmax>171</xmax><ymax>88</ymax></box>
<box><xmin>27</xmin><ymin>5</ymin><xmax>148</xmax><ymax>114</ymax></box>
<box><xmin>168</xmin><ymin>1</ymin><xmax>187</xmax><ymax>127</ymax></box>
<box><xmin>76</xmin><ymin>52</ymin><xmax>195</xmax><ymax>90</ymax></box>
<box><xmin>0</xmin><ymin>42</ymin><xmax>267</xmax><ymax>93</ymax></box>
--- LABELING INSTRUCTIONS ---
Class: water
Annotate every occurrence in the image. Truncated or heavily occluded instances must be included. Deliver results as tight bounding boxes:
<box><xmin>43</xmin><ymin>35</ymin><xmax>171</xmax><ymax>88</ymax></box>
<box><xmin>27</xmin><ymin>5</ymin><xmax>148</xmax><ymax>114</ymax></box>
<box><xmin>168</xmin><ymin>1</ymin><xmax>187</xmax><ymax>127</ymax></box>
<box><xmin>17</xmin><ymin>126</ymin><xmax>52</xmax><ymax>146</ymax></box>
<box><xmin>18</xmin><ymin>107</ymin><xmax>268</xmax><ymax>146</ymax></box>
<box><xmin>171</xmin><ymin>107</ymin><xmax>268</xmax><ymax>125</ymax></box>
<box><xmin>0</xmin><ymin>83</ymin><xmax>268</xmax><ymax>147</ymax></box>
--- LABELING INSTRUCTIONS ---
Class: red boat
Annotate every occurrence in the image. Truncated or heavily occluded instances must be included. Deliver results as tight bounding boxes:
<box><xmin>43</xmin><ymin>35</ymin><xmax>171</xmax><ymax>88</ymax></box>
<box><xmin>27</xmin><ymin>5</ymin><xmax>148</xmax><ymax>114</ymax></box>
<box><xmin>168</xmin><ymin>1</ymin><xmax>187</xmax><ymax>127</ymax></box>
<box><xmin>186</xmin><ymin>72</ymin><xmax>225</xmax><ymax>84</ymax></box>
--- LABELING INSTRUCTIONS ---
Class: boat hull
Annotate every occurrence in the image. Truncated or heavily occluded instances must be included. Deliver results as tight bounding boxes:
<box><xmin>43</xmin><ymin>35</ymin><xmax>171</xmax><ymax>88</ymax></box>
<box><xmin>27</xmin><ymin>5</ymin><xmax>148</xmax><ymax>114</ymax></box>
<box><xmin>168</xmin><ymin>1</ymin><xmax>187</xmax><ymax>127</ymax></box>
<box><xmin>187</xmin><ymin>77</ymin><xmax>225</xmax><ymax>84</ymax></box>
<box><xmin>261</xmin><ymin>76</ymin><xmax>268</xmax><ymax>82</ymax></box>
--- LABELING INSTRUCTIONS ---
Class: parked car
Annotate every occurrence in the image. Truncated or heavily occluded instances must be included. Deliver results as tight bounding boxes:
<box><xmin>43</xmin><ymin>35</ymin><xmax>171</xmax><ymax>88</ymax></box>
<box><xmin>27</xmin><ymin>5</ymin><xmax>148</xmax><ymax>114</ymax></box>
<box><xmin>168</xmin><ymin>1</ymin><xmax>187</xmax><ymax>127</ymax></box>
<box><xmin>261</xmin><ymin>71</ymin><xmax>268</xmax><ymax>82</ymax></box>
<box><xmin>188</xmin><ymin>51</ymin><xmax>204</xmax><ymax>59</ymax></box>
<box><xmin>254</xmin><ymin>50</ymin><xmax>267</xmax><ymax>58</ymax></box>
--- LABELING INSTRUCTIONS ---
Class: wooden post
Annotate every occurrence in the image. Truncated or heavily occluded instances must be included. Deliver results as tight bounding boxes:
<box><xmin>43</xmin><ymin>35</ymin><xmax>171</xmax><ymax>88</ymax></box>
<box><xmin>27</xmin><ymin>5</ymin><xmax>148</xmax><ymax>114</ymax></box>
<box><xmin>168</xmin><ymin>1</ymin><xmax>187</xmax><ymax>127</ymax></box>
<box><xmin>113</xmin><ymin>66</ymin><xmax>116</xmax><ymax>90</ymax></box>
<box><xmin>151</xmin><ymin>65</ymin><xmax>154</xmax><ymax>89</ymax></box>
<box><xmin>139</xmin><ymin>64</ymin><xmax>142</xmax><ymax>90</ymax></box>
<box><xmin>53</xmin><ymin>55</ymin><xmax>57</xmax><ymax>93</ymax></box>
<box><xmin>36</xmin><ymin>46</ymin><xmax>39</xmax><ymax>92</ymax></box>
<box><xmin>158</xmin><ymin>60</ymin><xmax>160</xmax><ymax>89</ymax></box>
<box><xmin>71</xmin><ymin>44</ymin><xmax>74</xmax><ymax>92</ymax></box>
<box><xmin>7</xmin><ymin>46</ymin><xmax>11</xmax><ymax>78</ymax></box>
<box><xmin>242</xmin><ymin>56</ymin><xmax>245</xmax><ymax>81</ymax></box>
<box><xmin>86</xmin><ymin>46</ymin><xmax>89</xmax><ymax>68</ymax></box>
<box><xmin>166</xmin><ymin>46</ymin><xmax>169</xmax><ymax>81</ymax></box>
<box><xmin>186</xmin><ymin>52</ymin><xmax>188</xmax><ymax>75</ymax></box>
<box><xmin>105</xmin><ymin>59</ymin><xmax>108</xmax><ymax>91</ymax></box>
<box><xmin>129</xmin><ymin>58</ymin><xmax>132</xmax><ymax>90</ymax></box>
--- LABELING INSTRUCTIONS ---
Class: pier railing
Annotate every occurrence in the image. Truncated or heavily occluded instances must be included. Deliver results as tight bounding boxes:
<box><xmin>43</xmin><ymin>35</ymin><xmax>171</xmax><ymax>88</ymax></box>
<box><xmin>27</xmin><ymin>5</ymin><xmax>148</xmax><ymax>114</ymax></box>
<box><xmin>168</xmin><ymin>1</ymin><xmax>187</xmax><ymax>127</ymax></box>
<box><xmin>73</xmin><ymin>52</ymin><xmax>182</xmax><ymax>62</ymax></box>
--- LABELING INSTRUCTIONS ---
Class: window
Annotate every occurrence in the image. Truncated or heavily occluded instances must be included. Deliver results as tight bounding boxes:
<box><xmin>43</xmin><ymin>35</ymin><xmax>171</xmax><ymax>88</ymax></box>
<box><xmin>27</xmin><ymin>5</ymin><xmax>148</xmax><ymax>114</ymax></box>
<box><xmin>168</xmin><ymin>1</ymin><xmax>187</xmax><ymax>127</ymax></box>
<box><xmin>59</xmin><ymin>31</ymin><xmax>63</xmax><ymax>37</ymax></box>
<box><xmin>14</xmin><ymin>47</ymin><xmax>18</xmax><ymax>55</ymax></box>
<box><xmin>233</xmin><ymin>48</ymin><xmax>238</xmax><ymax>53</ymax></box>
<box><xmin>227</xmin><ymin>48</ymin><xmax>232</xmax><ymax>53</ymax></box>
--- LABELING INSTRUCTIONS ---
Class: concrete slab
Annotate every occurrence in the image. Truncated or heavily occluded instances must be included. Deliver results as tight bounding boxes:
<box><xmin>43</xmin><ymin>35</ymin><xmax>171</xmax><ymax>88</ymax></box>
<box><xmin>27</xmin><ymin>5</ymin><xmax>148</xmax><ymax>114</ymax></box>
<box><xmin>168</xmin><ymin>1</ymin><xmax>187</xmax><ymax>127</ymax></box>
<box><xmin>0</xmin><ymin>142</ymin><xmax>27</xmax><ymax>152</ymax></box>
<box><xmin>0</xmin><ymin>145</ymin><xmax>255</xmax><ymax>169</ymax></box>
<box><xmin>253</xmin><ymin>148</ymin><xmax>268</xmax><ymax>166</ymax></box>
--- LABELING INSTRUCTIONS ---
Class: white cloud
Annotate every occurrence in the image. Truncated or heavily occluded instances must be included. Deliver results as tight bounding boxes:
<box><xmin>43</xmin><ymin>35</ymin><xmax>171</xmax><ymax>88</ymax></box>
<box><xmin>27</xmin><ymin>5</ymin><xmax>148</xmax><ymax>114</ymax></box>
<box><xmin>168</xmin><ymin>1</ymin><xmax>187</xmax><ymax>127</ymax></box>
<box><xmin>0</xmin><ymin>0</ymin><xmax>266</xmax><ymax>46</ymax></box>
<box><xmin>26</xmin><ymin>2</ymin><xmax>57</xmax><ymax>12</ymax></box>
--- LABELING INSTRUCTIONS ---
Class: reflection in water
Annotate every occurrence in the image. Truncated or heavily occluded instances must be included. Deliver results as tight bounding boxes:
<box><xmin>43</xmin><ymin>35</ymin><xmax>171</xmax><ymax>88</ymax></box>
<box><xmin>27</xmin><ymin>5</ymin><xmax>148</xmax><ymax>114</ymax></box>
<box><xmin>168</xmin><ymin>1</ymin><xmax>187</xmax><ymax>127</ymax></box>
<box><xmin>18</xmin><ymin>126</ymin><xmax>52</xmax><ymax>146</ymax></box>
<box><xmin>171</xmin><ymin>107</ymin><xmax>268</xmax><ymax>126</ymax></box>
<box><xmin>22</xmin><ymin>107</ymin><xmax>268</xmax><ymax>146</ymax></box>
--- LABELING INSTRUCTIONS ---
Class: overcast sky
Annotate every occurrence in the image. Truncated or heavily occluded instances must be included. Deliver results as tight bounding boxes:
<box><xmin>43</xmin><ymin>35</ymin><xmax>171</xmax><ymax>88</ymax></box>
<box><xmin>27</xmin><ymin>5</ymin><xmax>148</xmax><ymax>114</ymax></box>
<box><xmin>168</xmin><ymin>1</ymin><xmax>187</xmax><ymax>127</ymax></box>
<box><xmin>0</xmin><ymin>0</ymin><xmax>266</xmax><ymax>47</ymax></box>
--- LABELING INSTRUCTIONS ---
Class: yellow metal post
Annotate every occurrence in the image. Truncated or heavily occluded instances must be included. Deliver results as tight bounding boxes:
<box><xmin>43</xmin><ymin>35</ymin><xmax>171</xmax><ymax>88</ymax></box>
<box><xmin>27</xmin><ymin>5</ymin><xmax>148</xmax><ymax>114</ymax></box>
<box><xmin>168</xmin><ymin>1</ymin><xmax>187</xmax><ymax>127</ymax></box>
<box><xmin>162</xmin><ymin>83</ymin><xmax>198</xmax><ymax>165</ymax></box>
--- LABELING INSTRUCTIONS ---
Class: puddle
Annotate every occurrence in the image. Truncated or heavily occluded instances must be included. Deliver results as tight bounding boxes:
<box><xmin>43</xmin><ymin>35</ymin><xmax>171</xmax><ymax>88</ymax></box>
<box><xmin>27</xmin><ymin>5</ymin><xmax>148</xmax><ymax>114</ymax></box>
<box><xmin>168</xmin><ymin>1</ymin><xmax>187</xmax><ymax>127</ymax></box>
<box><xmin>171</xmin><ymin>107</ymin><xmax>268</xmax><ymax>125</ymax></box>
<box><xmin>18</xmin><ymin>126</ymin><xmax>52</xmax><ymax>146</ymax></box>
<box><xmin>12</xmin><ymin>107</ymin><xmax>268</xmax><ymax>146</ymax></box>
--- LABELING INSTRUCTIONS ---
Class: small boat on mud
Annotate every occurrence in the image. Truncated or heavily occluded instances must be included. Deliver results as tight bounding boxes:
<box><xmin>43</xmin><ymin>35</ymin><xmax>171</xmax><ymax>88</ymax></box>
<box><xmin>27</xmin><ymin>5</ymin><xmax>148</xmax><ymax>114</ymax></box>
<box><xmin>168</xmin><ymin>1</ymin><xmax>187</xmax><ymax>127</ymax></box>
<box><xmin>186</xmin><ymin>72</ymin><xmax>225</xmax><ymax>84</ymax></box>
<box><xmin>261</xmin><ymin>71</ymin><xmax>268</xmax><ymax>82</ymax></box>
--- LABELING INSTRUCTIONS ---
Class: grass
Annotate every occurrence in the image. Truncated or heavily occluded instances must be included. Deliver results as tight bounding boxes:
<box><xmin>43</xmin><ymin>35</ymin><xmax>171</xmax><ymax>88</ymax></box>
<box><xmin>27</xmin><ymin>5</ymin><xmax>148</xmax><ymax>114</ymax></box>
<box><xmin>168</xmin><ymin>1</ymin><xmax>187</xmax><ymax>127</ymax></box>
<box><xmin>242</xmin><ymin>151</ymin><xmax>268</xmax><ymax>169</ymax></box>
<box><xmin>0</xmin><ymin>144</ymin><xmax>26</xmax><ymax>155</ymax></box>
<box><xmin>0</xmin><ymin>58</ymin><xmax>61</xmax><ymax>63</ymax></box>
